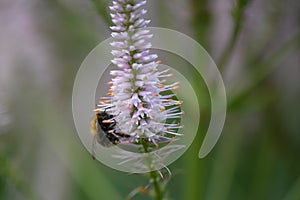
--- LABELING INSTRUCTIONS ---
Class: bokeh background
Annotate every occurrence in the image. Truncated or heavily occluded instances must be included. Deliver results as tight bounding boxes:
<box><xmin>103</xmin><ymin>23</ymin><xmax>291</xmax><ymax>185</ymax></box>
<box><xmin>0</xmin><ymin>0</ymin><xmax>300</xmax><ymax>199</ymax></box>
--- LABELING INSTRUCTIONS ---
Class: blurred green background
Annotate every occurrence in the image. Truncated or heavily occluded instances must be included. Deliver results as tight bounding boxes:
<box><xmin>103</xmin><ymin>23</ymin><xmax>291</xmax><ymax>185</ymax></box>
<box><xmin>0</xmin><ymin>0</ymin><xmax>300</xmax><ymax>199</ymax></box>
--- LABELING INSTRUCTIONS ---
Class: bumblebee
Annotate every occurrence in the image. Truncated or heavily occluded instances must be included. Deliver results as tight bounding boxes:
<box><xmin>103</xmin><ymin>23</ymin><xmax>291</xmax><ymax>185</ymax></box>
<box><xmin>90</xmin><ymin>110</ymin><xmax>129</xmax><ymax>159</ymax></box>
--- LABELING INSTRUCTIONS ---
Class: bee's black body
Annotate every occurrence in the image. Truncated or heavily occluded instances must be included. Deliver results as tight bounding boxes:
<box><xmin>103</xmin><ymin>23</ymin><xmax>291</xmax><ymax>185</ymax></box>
<box><xmin>94</xmin><ymin>110</ymin><xmax>130</xmax><ymax>147</ymax></box>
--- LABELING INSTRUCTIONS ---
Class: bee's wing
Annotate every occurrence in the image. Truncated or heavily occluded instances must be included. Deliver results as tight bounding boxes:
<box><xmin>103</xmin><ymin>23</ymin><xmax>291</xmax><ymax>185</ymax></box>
<box><xmin>95</xmin><ymin>122</ymin><xmax>113</xmax><ymax>147</ymax></box>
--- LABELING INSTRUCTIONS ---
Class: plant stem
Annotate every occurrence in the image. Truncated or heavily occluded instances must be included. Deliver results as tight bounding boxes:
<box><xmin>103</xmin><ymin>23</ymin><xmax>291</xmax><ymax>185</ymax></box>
<box><xmin>142</xmin><ymin>142</ymin><xmax>163</xmax><ymax>200</ymax></box>
<box><xmin>216</xmin><ymin>15</ymin><xmax>241</xmax><ymax>69</ymax></box>
<box><xmin>217</xmin><ymin>0</ymin><xmax>249</xmax><ymax>70</ymax></box>
<box><xmin>150</xmin><ymin>169</ymin><xmax>163</xmax><ymax>200</ymax></box>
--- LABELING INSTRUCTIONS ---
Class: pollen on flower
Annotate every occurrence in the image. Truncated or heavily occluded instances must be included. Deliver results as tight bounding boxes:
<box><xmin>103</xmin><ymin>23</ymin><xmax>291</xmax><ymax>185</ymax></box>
<box><xmin>159</xmin><ymin>106</ymin><xmax>165</xmax><ymax>111</ymax></box>
<box><xmin>98</xmin><ymin>101</ymin><xmax>107</xmax><ymax>105</ymax></box>
<box><xmin>157</xmin><ymin>83</ymin><xmax>164</xmax><ymax>88</ymax></box>
<box><xmin>161</xmin><ymin>68</ymin><xmax>171</xmax><ymax>73</ymax></box>
<box><xmin>176</xmin><ymin>101</ymin><xmax>183</xmax><ymax>106</ymax></box>
<box><xmin>162</xmin><ymin>99</ymin><xmax>172</xmax><ymax>102</ymax></box>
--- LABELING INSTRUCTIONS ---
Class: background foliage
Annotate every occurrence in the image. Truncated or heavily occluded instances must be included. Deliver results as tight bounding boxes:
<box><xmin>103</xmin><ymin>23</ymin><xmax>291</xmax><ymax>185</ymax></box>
<box><xmin>0</xmin><ymin>0</ymin><xmax>300</xmax><ymax>199</ymax></box>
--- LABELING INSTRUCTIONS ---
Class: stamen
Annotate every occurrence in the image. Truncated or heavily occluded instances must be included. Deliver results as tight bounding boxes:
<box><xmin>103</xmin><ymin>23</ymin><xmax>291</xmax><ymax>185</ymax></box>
<box><xmin>159</xmin><ymin>106</ymin><xmax>165</xmax><ymax>111</ymax></box>
<box><xmin>157</xmin><ymin>83</ymin><xmax>164</xmax><ymax>88</ymax></box>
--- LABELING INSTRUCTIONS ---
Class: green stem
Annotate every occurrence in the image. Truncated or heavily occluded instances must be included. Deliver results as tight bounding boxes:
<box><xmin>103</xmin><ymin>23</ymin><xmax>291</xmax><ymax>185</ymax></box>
<box><xmin>217</xmin><ymin>0</ymin><xmax>249</xmax><ymax>70</ymax></box>
<box><xmin>142</xmin><ymin>142</ymin><xmax>163</xmax><ymax>200</ymax></box>
<box><xmin>217</xmin><ymin>15</ymin><xmax>241</xmax><ymax>69</ymax></box>
<box><xmin>150</xmin><ymin>170</ymin><xmax>163</xmax><ymax>200</ymax></box>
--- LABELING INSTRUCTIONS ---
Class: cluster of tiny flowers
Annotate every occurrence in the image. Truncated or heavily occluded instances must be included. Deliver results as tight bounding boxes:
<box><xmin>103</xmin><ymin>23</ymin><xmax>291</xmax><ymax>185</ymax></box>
<box><xmin>96</xmin><ymin>0</ymin><xmax>183</xmax><ymax>146</ymax></box>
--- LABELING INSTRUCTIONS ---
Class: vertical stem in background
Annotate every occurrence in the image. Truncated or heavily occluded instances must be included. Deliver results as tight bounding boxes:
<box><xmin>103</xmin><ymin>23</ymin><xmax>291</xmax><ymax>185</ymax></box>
<box><xmin>189</xmin><ymin>0</ymin><xmax>211</xmax><ymax>47</ymax></box>
<box><xmin>184</xmin><ymin>1</ymin><xmax>211</xmax><ymax>199</ymax></box>
<box><xmin>204</xmin><ymin>127</ymin><xmax>242</xmax><ymax>200</ymax></box>
<box><xmin>142</xmin><ymin>142</ymin><xmax>163</xmax><ymax>200</ymax></box>
<box><xmin>217</xmin><ymin>0</ymin><xmax>250</xmax><ymax>70</ymax></box>
<box><xmin>216</xmin><ymin>15</ymin><xmax>241</xmax><ymax>69</ymax></box>
<box><xmin>185</xmin><ymin>1</ymin><xmax>249</xmax><ymax>199</ymax></box>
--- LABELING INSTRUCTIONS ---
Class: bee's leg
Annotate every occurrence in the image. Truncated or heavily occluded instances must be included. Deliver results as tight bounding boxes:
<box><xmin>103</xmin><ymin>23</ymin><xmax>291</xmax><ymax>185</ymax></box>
<box><xmin>115</xmin><ymin>131</ymin><xmax>130</xmax><ymax>138</ymax></box>
<box><xmin>111</xmin><ymin>118</ymin><xmax>116</xmax><ymax>127</ymax></box>
<box><xmin>101</xmin><ymin>119</ymin><xmax>116</xmax><ymax>129</ymax></box>
<box><xmin>106</xmin><ymin>130</ymin><xmax>120</xmax><ymax>144</ymax></box>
